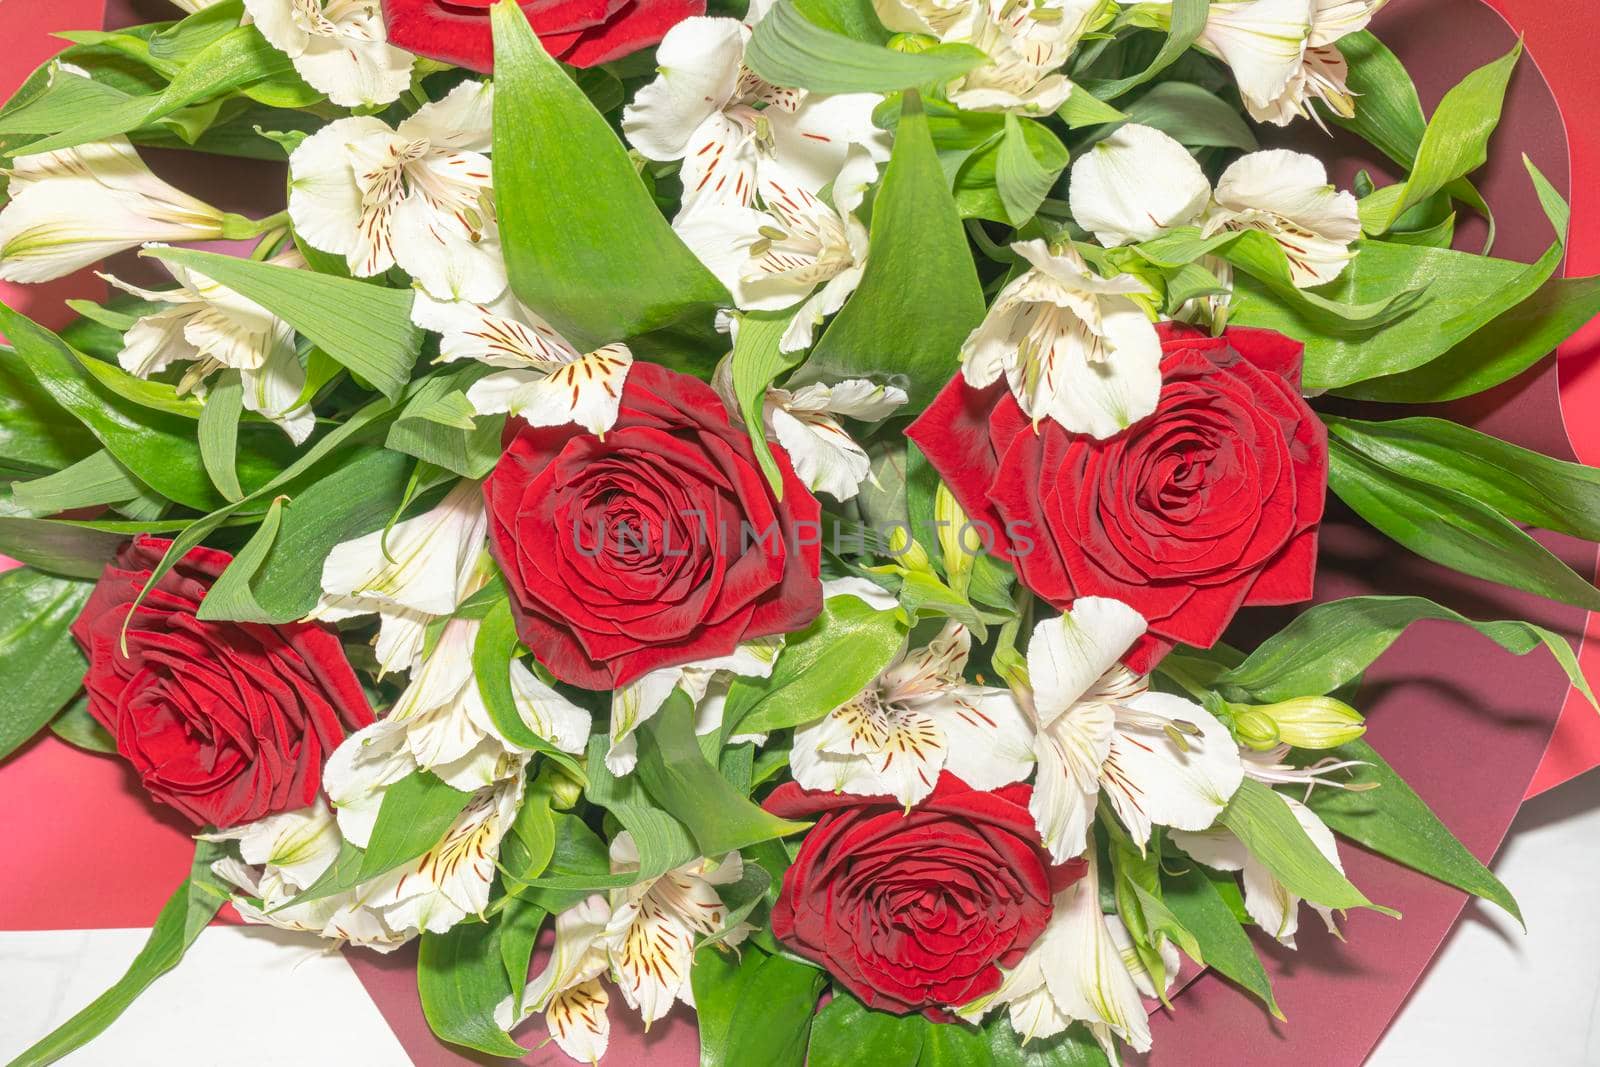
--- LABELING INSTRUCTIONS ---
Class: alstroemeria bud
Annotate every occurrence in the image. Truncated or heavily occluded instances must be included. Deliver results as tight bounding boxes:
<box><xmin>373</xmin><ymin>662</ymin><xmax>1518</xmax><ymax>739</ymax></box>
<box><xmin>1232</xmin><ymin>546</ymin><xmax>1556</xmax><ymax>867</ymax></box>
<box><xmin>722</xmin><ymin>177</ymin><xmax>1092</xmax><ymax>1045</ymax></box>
<box><xmin>535</xmin><ymin>763</ymin><xmax>585</xmax><ymax>811</ymax></box>
<box><xmin>0</xmin><ymin>137</ymin><xmax>230</xmax><ymax>284</ymax></box>
<box><xmin>934</xmin><ymin>482</ymin><xmax>980</xmax><ymax>596</ymax></box>
<box><xmin>1230</xmin><ymin>696</ymin><xmax>1366</xmax><ymax>751</ymax></box>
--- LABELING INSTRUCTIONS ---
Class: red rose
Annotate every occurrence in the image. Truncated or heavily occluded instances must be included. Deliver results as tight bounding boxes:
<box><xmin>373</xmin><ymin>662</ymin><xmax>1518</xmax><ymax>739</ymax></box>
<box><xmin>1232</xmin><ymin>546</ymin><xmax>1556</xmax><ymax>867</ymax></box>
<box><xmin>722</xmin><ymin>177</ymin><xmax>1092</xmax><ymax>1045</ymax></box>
<box><xmin>483</xmin><ymin>362</ymin><xmax>823</xmax><ymax>689</ymax></box>
<box><xmin>382</xmin><ymin>0</ymin><xmax>704</xmax><ymax>72</ymax></box>
<box><xmin>908</xmin><ymin>324</ymin><xmax>1327</xmax><ymax>672</ymax></box>
<box><xmin>765</xmin><ymin>774</ymin><xmax>1084</xmax><ymax>1018</ymax></box>
<box><xmin>70</xmin><ymin>536</ymin><xmax>374</xmax><ymax>829</ymax></box>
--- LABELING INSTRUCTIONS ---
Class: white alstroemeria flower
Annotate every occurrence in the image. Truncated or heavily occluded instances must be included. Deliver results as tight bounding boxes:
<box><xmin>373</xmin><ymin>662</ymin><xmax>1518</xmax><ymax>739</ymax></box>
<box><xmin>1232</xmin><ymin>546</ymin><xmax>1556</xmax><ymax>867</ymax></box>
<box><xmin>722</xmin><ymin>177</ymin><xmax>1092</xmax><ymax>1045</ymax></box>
<box><xmin>712</xmin><ymin>360</ymin><xmax>907</xmax><ymax>501</ymax></box>
<box><xmin>961</xmin><ymin>239</ymin><xmax>1161</xmax><ymax>439</ymax></box>
<box><xmin>604</xmin><ymin>834</ymin><xmax>749</xmax><ymax>1023</ymax></box>
<box><xmin>945</xmin><ymin>0</ymin><xmax>1102</xmax><ymax>114</ymax></box>
<box><xmin>1171</xmin><ymin>791</ymin><xmax>1343</xmax><ymax>948</ymax></box>
<box><xmin>962</xmin><ymin>852</ymin><xmax>1152</xmax><ymax>1055</ymax></box>
<box><xmin>351</xmin><ymin>775</ymin><xmax>524</xmax><ymax>939</ymax></box>
<box><xmin>323</xmin><ymin>616</ymin><xmax>589</xmax><ymax>831</ymax></box>
<box><xmin>1020</xmin><ymin>598</ymin><xmax>1244</xmax><ymax>862</ymax></box>
<box><xmin>790</xmin><ymin>621</ymin><xmax>1036</xmax><ymax>809</ymax></box>
<box><xmin>1204</xmin><ymin>149</ymin><xmax>1361</xmax><ymax>288</ymax></box>
<box><xmin>606</xmin><ymin>637</ymin><xmax>784</xmax><ymax>775</ymax></box>
<box><xmin>498</xmin><ymin>839</ymin><xmax>747</xmax><ymax>1060</ymax></box>
<box><xmin>411</xmin><ymin>292</ymin><xmax>633</xmax><ymax>436</ymax></box>
<box><xmin>0</xmin><ymin>137</ymin><xmax>229</xmax><ymax>284</ymax></box>
<box><xmin>1245</xmin><ymin>0</ymin><xmax>1386</xmax><ymax>127</ymax></box>
<box><xmin>1069</xmin><ymin>124</ymin><xmax>1212</xmax><ymax>247</ymax></box>
<box><xmin>621</xmin><ymin>16</ymin><xmax>888</xmax><ymax>222</ymax></box>
<box><xmin>311</xmin><ymin>479</ymin><xmax>488</xmax><ymax>674</ymax></box>
<box><xmin>243</xmin><ymin>0</ymin><xmax>415</xmax><ymax>109</ymax></box>
<box><xmin>206</xmin><ymin>801</ymin><xmax>412</xmax><ymax>953</ymax></box>
<box><xmin>873</xmin><ymin>0</ymin><xmax>973</xmax><ymax>37</ymax></box>
<box><xmin>101</xmin><ymin>248</ymin><xmax>314</xmax><ymax>444</ymax></box>
<box><xmin>289</xmin><ymin>80</ymin><xmax>503</xmax><ymax>301</ymax></box>
<box><xmin>498</xmin><ymin>895</ymin><xmax>616</xmax><ymax>1062</ymax></box>
<box><xmin>677</xmin><ymin>149</ymin><xmax>876</xmax><ymax>353</ymax></box>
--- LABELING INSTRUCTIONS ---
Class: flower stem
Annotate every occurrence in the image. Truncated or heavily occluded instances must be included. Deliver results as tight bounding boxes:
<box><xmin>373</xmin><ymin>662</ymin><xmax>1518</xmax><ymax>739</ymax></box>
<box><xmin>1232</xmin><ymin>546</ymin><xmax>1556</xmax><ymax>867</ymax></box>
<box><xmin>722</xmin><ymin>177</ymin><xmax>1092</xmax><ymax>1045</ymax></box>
<box><xmin>219</xmin><ymin>210</ymin><xmax>291</xmax><ymax>241</ymax></box>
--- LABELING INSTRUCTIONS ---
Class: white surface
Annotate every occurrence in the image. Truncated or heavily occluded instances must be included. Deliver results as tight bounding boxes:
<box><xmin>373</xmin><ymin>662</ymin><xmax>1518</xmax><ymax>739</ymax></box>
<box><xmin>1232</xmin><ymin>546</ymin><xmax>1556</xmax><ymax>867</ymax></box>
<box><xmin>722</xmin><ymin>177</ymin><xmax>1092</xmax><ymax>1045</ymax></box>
<box><xmin>0</xmin><ymin>924</ymin><xmax>412</xmax><ymax>1066</ymax></box>
<box><xmin>1371</xmin><ymin>769</ymin><xmax>1600</xmax><ymax>1065</ymax></box>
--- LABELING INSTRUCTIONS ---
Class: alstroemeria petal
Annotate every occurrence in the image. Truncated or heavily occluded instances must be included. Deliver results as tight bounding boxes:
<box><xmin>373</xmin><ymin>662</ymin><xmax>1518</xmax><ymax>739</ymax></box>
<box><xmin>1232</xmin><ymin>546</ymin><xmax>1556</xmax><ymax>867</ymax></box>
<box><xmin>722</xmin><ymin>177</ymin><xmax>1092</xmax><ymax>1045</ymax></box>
<box><xmin>621</xmin><ymin>17</ymin><xmax>748</xmax><ymax>161</ymax></box>
<box><xmin>1026</xmin><ymin>597</ymin><xmax>1147</xmax><ymax>725</ymax></box>
<box><xmin>1029</xmin><ymin>699</ymin><xmax>1114</xmax><ymax>863</ymax></box>
<box><xmin>1069</xmin><ymin>124</ymin><xmax>1213</xmax><ymax>247</ymax></box>
<box><xmin>318</xmin><ymin>479</ymin><xmax>487</xmax><ymax>617</ymax></box>
<box><xmin>1101</xmin><ymin>691</ymin><xmax>1245</xmax><ymax>848</ymax></box>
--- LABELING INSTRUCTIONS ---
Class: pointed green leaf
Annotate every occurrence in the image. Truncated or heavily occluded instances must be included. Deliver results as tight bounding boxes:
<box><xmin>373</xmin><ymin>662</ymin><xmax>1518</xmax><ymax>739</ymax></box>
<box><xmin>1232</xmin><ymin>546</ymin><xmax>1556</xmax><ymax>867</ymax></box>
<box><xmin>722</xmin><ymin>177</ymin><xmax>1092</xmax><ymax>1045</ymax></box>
<box><xmin>490</xmin><ymin>0</ymin><xmax>728</xmax><ymax>352</ymax></box>
<box><xmin>1161</xmin><ymin>854</ymin><xmax>1281</xmax><ymax>1018</ymax></box>
<box><xmin>418</xmin><ymin>916</ymin><xmax>528</xmax><ymax>1058</ymax></box>
<box><xmin>1218</xmin><ymin>593</ymin><xmax>1593</xmax><ymax>709</ymax></box>
<box><xmin>144</xmin><ymin>247</ymin><xmax>421</xmax><ymax>399</ymax></box>
<box><xmin>746</xmin><ymin>0</ymin><xmax>987</xmax><ymax>93</ymax></box>
<box><xmin>0</xmin><ymin>568</ymin><xmax>93</xmax><ymax>762</ymax></box>
<box><xmin>1218</xmin><ymin>780</ymin><xmax>1398</xmax><ymax>917</ymax></box>
<box><xmin>797</xmin><ymin>91</ymin><xmax>985</xmax><ymax>410</ymax></box>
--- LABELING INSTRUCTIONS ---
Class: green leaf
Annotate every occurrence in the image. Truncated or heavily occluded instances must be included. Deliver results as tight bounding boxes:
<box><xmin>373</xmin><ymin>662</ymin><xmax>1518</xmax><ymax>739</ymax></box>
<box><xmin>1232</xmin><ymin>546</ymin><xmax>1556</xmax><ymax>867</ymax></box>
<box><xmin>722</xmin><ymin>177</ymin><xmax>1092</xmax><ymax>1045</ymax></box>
<box><xmin>730</xmin><ymin>310</ymin><xmax>804</xmax><ymax>496</ymax></box>
<box><xmin>797</xmin><ymin>91</ymin><xmax>985</xmax><ymax>410</ymax></box>
<box><xmin>1084</xmin><ymin>0</ymin><xmax>1210</xmax><ymax>101</ymax></box>
<box><xmin>519</xmin><ymin>736</ymin><xmax>697</xmax><ymax>893</ymax></box>
<box><xmin>498</xmin><ymin>895</ymin><xmax>547</xmax><ymax>1020</ymax></box>
<box><xmin>746</xmin><ymin>0</ymin><xmax>987</xmax><ymax>93</ymax></box>
<box><xmin>197</xmin><ymin>370</ymin><xmax>245</xmax><ymax>501</ymax></box>
<box><xmin>1217</xmin><ymin>593</ymin><xmax>1593</xmax><ymax>708</ymax></box>
<box><xmin>808</xmin><ymin>991</ymin><xmax>926</xmax><ymax>1067</ymax></box>
<box><xmin>7</xmin><ymin>839</ymin><xmax>229</xmax><ymax>1067</ymax></box>
<box><xmin>635</xmin><ymin>692</ymin><xmax>810</xmax><ymax>857</ymax></box>
<box><xmin>1120</xmin><ymin>80</ymin><xmax>1257</xmax><ymax>150</ymax></box>
<box><xmin>357</xmin><ymin>771</ymin><xmax>474</xmax><ymax>883</ymax></box>
<box><xmin>1297</xmin><ymin>739</ymin><xmax>1521</xmax><ymax>924</ymax></box>
<box><xmin>198</xmin><ymin>448</ymin><xmax>414</xmax><ymax>624</ymax></box>
<box><xmin>918</xmin><ymin>1019</ymin><xmax>992</xmax><ymax>1066</ymax></box>
<box><xmin>1336</xmin><ymin>271</ymin><xmax>1600</xmax><ymax>402</ymax></box>
<box><xmin>471</xmin><ymin>598</ymin><xmax>589</xmax><ymax>782</ymax></box>
<box><xmin>725</xmin><ymin>594</ymin><xmax>908</xmax><ymax>736</ymax></box>
<box><xmin>694</xmin><ymin>949</ymin><xmax>826</xmax><ymax>1067</ymax></box>
<box><xmin>1325</xmin><ymin>415</ymin><xmax>1600</xmax><ymax>542</ymax></box>
<box><xmin>12</xmin><ymin>450</ymin><xmax>152</xmax><ymax>514</ymax></box>
<box><xmin>418</xmin><ymin>916</ymin><xmax>528</xmax><ymax>1058</ymax></box>
<box><xmin>1162</xmin><ymin>855</ymin><xmax>1280</xmax><ymax>1018</ymax></box>
<box><xmin>986</xmin><ymin>1015</ymin><xmax>1109</xmax><ymax>1066</ymax></box>
<box><xmin>0</xmin><ymin>569</ymin><xmax>92</xmax><ymax>762</ymax></box>
<box><xmin>73</xmin><ymin>353</ymin><xmax>207</xmax><ymax>419</ymax></box>
<box><xmin>1328</xmin><ymin>437</ymin><xmax>1600</xmax><ymax>612</ymax></box>
<box><xmin>0</xmin><ymin>302</ymin><xmax>236</xmax><ymax>510</ymax></box>
<box><xmin>1217</xmin><ymin>780</ymin><xmax>1398</xmax><ymax>917</ymax></box>
<box><xmin>192</xmin><ymin>495</ymin><xmax>286</xmax><ymax>623</ymax></box>
<box><xmin>995</xmin><ymin>115</ymin><xmax>1063</xmax><ymax>227</ymax></box>
<box><xmin>16</xmin><ymin>25</ymin><xmax>302</xmax><ymax>154</ymax></box>
<box><xmin>50</xmin><ymin>694</ymin><xmax>116</xmax><ymax>755</ymax></box>
<box><xmin>491</xmin><ymin>1</ymin><xmax>728</xmax><ymax>352</ymax></box>
<box><xmin>0</xmin><ymin>495</ymin><xmax>132</xmax><ymax>579</ymax></box>
<box><xmin>0</xmin><ymin>348</ymin><xmax>97</xmax><ymax>478</ymax></box>
<box><xmin>500</xmin><ymin>789</ymin><xmax>557</xmax><ymax>895</ymax></box>
<box><xmin>1358</xmin><ymin>42</ymin><xmax>1521</xmax><ymax>235</ymax></box>
<box><xmin>387</xmin><ymin>367</ymin><xmax>505</xmax><ymax>479</ymax></box>
<box><xmin>1327</xmin><ymin>31</ymin><xmax>1424</xmax><ymax>169</ymax></box>
<box><xmin>1057</xmin><ymin>89</ymin><xmax>1126</xmax><ymax>129</ymax></box>
<box><xmin>700</xmin><ymin>861</ymin><xmax>772</xmax><ymax>952</ymax></box>
<box><xmin>1134</xmin><ymin>228</ymin><xmax>1423</xmax><ymax>329</ymax></box>
<box><xmin>514</xmin><ymin>811</ymin><xmax>610</xmax><ymax>912</ymax></box>
<box><xmin>144</xmin><ymin>247</ymin><xmax>421</xmax><ymax>399</ymax></box>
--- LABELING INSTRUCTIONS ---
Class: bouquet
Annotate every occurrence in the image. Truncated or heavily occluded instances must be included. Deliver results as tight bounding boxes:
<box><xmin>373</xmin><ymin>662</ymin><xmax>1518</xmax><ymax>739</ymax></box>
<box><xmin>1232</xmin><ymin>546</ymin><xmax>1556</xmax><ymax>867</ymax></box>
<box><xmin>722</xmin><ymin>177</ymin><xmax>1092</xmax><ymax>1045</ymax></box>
<box><xmin>3</xmin><ymin>0</ymin><xmax>1599</xmax><ymax>1063</ymax></box>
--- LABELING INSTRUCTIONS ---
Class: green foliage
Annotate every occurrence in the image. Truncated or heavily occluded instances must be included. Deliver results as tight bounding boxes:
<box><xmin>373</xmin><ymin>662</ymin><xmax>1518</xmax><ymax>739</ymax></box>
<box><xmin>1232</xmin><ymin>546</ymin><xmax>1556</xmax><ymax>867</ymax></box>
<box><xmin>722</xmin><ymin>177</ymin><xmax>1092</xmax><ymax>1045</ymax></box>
<box><xmin>1217</xmin><ymin>780</ymin><xmax>1398</xmax><ymax>918</ymax></box>
<box><xmin>491</xmin><ymin>1</ymin><xmax>728</xmax><ymax>352</ymax></box>
<box><xmin>418</xmin><ymin>915</ymin><xmax>529</xmax><ymax>1058</ymax></box>
<box><xmin>0</xmin><ymin>568</ymin><xmax>92</xmax><ymax>761</ymax></box>
<box><xmin>723</xmin><ymin>594</ymin><xmax>907</xmax><ymax>736</ymax></box>
<box><xmin>746</xmin><ymin>0</ymin><xmax>987</xmax><ymax>93</ymax></box>
<box><xmin>797</xmin><ymin>92</ymin><xmax>985</xmax><ymax>410</ymax></box>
